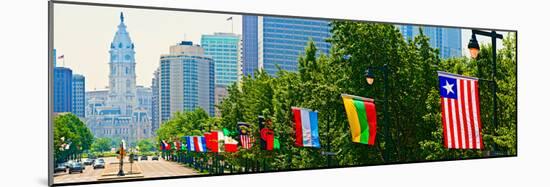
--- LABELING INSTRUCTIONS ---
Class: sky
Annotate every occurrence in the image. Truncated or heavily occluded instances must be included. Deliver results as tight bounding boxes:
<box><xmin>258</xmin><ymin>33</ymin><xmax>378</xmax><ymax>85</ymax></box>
<box><xmin>54</xmin><ymin>4</ymin><xmax>242</xmax><ymax>91</ymax></box>
<box><xmin>54</xmin><ymin>4</ymin><xmax>511</xmax><ymax>92</ymax></box>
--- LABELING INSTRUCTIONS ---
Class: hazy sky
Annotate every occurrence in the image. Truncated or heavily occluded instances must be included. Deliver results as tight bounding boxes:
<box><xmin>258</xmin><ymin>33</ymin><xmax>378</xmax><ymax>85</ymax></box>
<box><xmin>54</xmin><ymin>4</ymin><xmax>510</xmax><ymax>91</ymax></box>
<box><xmin>54</xmin><ymin>4</ymin><xmax>242</xmax><ymax>91</ymax></box>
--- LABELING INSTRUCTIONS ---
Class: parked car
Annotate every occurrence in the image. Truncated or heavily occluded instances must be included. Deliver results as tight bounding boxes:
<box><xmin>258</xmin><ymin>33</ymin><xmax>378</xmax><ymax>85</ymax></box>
<box><xmin>93</xmin><ymin>159</ymin><xmax>105</xmax><ymax>169</ymax></box>
<box><xmin>54</xmin><ymin>163</ymin><xmax>66</xmax><ymax>173</ymax></box>
<box><xmin>68</xmin><ymin>162</ymin><xmax>84</xmax><ymax>174</ymax></box>
<box><xmin>64</xmin><ymin>160</ymin><xmax>75</xmax><ymax>168</ymax></box>
<box><xmin>151</xmin><ymin>156</ymin><xmax>159</xmax><ymax>161</ymax></box>
<box><xmin>83</xmin><ymin>158</ymin><xmax>94</xmax><ymax>165</ymax></box>
<box><xmin>140</xmin><ymin>155</ymin><xmax>148</xmax><ymax>160</ymax></box>
<box><xmin>132</xmin><ymin>155</ymin><xmax>139</xmax><ymax>161</ymax></box>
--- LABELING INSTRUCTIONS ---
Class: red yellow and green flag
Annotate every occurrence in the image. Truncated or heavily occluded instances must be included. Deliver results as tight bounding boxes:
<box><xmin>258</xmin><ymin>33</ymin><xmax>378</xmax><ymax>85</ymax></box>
<box><xmin>341</xmin><ymin>94</ymin><xmax>378</xmax><ymax>145</ymax></box>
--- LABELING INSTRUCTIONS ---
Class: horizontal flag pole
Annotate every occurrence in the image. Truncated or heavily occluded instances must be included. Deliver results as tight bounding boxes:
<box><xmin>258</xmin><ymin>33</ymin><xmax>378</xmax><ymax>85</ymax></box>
<box><xmin>291</xmin><ymin>106</ymin><xmax>318</xmax><ymax>112</ymax></box>
<box><xmin>437</xmin><ymin>71</ymin><xmax>479</xmax><ymax>80</ymax></box>
<box><xmin>341</xmin><ymin>94</ymin><xmax>374</xmax><ymax>102</ymax></box>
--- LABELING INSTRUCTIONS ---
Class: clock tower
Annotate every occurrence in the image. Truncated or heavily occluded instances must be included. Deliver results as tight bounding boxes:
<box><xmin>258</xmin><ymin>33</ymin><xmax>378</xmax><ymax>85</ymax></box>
<box><xmin>108</xmin><ymin>12</ymin><xmax>136</xmax><ymax>116</ymax></box>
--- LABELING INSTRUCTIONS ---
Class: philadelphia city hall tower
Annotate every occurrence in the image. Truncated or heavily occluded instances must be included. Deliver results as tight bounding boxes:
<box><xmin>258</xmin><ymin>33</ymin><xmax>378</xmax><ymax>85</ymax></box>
<box><xmin>86</xmin><ymin>12</ymin><xmax>152</xmax><ymax>146</ymax></box>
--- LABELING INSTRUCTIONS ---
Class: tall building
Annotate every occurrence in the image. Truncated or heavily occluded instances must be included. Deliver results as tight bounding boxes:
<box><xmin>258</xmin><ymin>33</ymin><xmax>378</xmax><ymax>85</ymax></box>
<box><xmin>159</xmin><ymin>41</ymin><xmax>215</xmax><ymax>121</ymax></box>
<box><xmin>201</xmin><ymin>33</ymin><xmax>242</xmax><ymax>87</ymax></box>
<box><xmin>108</xmin><ymin>12</ymin><xmax>137</xmax><ymax>116</ymax></box>
<box><xmin>151</xmin><ymin>68</ymin><xmax>160</xmax><ymax>133</ymax></box>
<box><xmin>72</xmin><ymin>74</ymin><xmax>85</xmax><ymax>118</ymax></box>
<box><xmin>85</xmin><ymin>12</ymin><xmax>151</xmax><ymax>146</ymax></box>
<box><xmin>242</xmin><ymin>16</ymin><xmax>331</xmax><ymax>76</ymax></box>
<box><xmin>398</xmin><ymin>25</ymin><xmax>462</xmax><ymax>58</ymax></box>
<box><xmin>54</xmin><ymin>67</ymin><xmax>72</xmax><ymax>113</ymax></box>
<box><xmin>136</xmin><ymin>86</ymin><xmax>152</xmax><ymax>118</ymax></box>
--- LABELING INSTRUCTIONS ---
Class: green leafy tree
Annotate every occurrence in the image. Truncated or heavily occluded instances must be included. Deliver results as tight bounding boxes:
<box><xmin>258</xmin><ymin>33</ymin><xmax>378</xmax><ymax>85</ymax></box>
<box><xmin>91</xmin><ymin>137</ymin><xmax>112</xmax><ymax>154</ymax></box>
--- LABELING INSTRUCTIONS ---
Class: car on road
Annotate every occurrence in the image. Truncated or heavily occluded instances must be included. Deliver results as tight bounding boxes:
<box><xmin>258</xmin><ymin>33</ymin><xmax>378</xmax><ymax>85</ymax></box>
<box><xmin>54</xmin><ymin>163</ymin><xmax>66</xmax><ymax>173</ymax></box>
<box><xmin>64</xmin><ymin>160</ymin><xmax>75</xmax><ymax>168</ymax></box>
<box><xmin>151</xmin><ymin>156</ymin><xmax>159</xmax><ymax>161</ymax></box>
<box><xmin>140</xmin><ymin>155</ymin><xmax>148</xmax><ymax>160</ymax></box>
<box><xmin>68</xmin><ymin>162</ymin><xmax>84</xmax><ymax>174</ymax></box>
<box><xmin>132</xmin><ymin>155</ymin><xmax>139</xmax><ymax>161</ymax></box>
<box><xmin>93</xmin><ymin>159</ymin><xmax>105</xmax><ymax>169</ymax></box>
<box><xmin>83</xmin><ymin>158</ymin><xmax>94</xmax><ymax>165</ymax></box>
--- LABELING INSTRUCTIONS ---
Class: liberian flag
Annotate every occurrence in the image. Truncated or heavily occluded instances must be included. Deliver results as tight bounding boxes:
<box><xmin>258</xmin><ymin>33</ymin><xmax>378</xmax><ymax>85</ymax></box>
<box><xmin>342</xmin><ymin>94</ymin><xmax>377</xmax><ymax>145</ymax></box>
<box><xmin>438</xmin><ymin>71</ymin><xmax>483</xmax><ymax>149</ymax></box>
<box><xmin>292</xmin><ymin>107</ymin><xmax>321</xmax><ymax>148</ymax></box>
<box><xmin>193</xmin><ymin>136</ymin><xmax>207</xmax><ymax>152</ymax></box>
<box><xmin>185</xmin><ymin>136</ymin><xmax>196</xmax><ymax>152</ymax></box>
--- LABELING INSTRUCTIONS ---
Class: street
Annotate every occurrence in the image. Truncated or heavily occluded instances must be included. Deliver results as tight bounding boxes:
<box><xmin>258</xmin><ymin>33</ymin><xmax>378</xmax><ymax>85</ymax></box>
<box><xmin>54</xmin><ymin>157</ymin><xmax>200</xmax><ymax>184</ymax></box>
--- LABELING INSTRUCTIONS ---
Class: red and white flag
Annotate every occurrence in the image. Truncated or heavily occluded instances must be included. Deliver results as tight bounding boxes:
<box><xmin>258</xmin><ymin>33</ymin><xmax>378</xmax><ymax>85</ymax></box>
<box><xmin>438</xmin><ymin>71</ymin><xmax>483</xmax><ymax>149</ymax></box>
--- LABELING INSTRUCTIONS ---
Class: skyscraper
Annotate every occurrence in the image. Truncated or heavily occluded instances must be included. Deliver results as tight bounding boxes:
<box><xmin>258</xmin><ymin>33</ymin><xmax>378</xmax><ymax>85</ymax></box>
<box><xmin>151</xmin><ymin>68</ymin><xmax>160</xmax><ymax>132</ymax></box>
<box><xmin>201</xmin><ymin>33</ymin><xmax>241</xmax><ymax>87</ymax></box>
<box><xmin>242</xmin><ymin>16</ymin><xmax>331</xmax><ymax>76</ymax></box>
<box><xmin>72</xmin><ymin>74</ymin><xmax>85</xmax><ymax>118</ymax></box>
<box><xmin>108</xmin><ymin>12</ymin><xmax>137</xmax><ymax>116</ymax></box>
<box><xmin>54</xmin><ymin>67</ymin><xmax>72</xmax><ymax>113</ymax></box>
<box><xmin>399</xmin><ymin>25</ymin><xmax>462</xmax><ymax>58</ymax></box>
<box><xmin>159</xmin><ymin>41</ymin><xmax>215</xmax><ymax>120</ymax></box>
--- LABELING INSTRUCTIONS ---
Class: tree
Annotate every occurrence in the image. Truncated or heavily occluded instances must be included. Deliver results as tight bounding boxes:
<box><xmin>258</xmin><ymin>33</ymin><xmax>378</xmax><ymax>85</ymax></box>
<box><xmin>91</xmin><ymin>138</ymin><xmax>111</xmax><ymax>154</ymax></box>
<box><xmin>53</xmin><ymin>113</ymin><xmax>94</xmax><ymax>161</ymax></box>
<box><xmin>137</xmin><ymin>139</ymin><xmax>155</xmax><ymax>153</ymax></box>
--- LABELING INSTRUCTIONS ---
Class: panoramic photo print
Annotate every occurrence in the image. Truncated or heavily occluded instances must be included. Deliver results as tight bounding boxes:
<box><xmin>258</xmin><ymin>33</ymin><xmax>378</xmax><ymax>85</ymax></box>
<box><xmin>51</xmin><ymin>2</ymin><xmax>517</xmax><ymax>185</ymax></box>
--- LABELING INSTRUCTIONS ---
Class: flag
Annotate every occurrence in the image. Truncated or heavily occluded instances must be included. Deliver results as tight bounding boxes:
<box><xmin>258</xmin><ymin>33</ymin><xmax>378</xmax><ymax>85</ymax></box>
<box><xmin>163</xmin><ymin>140</ymin><xmax>171</xmax><ymax>150</ymax></box>
<box><xmin>292</xmin><ymin>107</ymin><xmax>321</xmax><ymax>148</ymax></box>
<box><xmin>224</xmin><ymin>136</ymin><xmax>239</xmax><ymax>153</ymax></box>
<box><xmin>207</xmin><ymin>131</ymin><xmax>225</xmax><ymax>153</ymax></box>
<box><xmin>185</xmin><ymin>136</ymin><xmax>196</xmax><ymax>152</ymax></box>
<box><xmin>58</xmin><ymin>54</ymin><xmax>64</xmax><ymax>59</ymax></box>
<box><xmin>193</xmin><ymin>136</ymin><xmax>207</xmax><ymax>152</ymax></box>
<box><xmin>204</xmin><ymin>132</ymin><xmax>213</xmax><ymax>150</ymax></box>
<box><xmin>274</xmin><ymin>138</ymin><xmax>280</xmax><ymax>150</ymax></box>
<box><xmin>238</xmin><ymin>122</ymin><xmax>253</xmax><ymax>149</ymax></box>
<box><xmin>160</xmin><ymin>140</ymin><xmax>165</xmax><ymax>151</ymax></box>
<box><xmin>438</xmin><ymin>71</ymin><xmax>483</xmax><ymax>149</ymax></box>
<box><xmin>226</xmin><ymin>16</ymin><xmax>233</xmax><ymax>21</ymax></box>
<box><xmin>342</xmin><ymin>94</ymin><xmax>377</xmax><ymax>145</ymax></box>
<box><xmin>259</xmin><ymin>116</ymin><xmax>274</xmax><ymax>150</ymax></box>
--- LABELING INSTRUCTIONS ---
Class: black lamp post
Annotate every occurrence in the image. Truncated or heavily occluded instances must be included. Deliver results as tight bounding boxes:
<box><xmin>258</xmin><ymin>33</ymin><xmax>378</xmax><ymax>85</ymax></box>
<box><xmin>364</xmin><ymin>64</ymin><xmax>391</xmax><ymax>162</ymax></box>
<box><xmin>468</xmin><ymin>30</ymin><xmax>503</xmax><ymax>155</ymax></box>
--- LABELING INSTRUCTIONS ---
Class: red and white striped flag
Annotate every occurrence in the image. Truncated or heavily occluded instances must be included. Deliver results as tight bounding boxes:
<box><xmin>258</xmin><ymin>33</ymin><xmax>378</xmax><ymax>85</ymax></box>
<box><xmin>240</xmin><ymin>135</ymin><xmax>252</xmax><ymax>149</ymax></box>
<box><xmin>438</xmin><ymin>71</ymin><xmax>483</xmax><ymax>149</ymax></box>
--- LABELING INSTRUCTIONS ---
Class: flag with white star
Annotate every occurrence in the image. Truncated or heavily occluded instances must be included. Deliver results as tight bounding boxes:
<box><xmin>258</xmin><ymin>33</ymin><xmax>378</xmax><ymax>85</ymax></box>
<box><xmin>438</xmin><ymin>71</ymin><xmax>483</xmax><ymax>149</ymax></box>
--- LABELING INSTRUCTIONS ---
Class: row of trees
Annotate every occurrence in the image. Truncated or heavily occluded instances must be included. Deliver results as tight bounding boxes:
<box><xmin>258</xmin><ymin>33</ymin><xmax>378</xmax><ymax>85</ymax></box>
<box><xmin>156</xmin><ymin>21</ymin><xmax>517</xmax><ymax>170</ymax></box>
<box><xmin>53</xmin><ymin>113</ymin><xmax>94</xmax><ymax>162</ymax></box>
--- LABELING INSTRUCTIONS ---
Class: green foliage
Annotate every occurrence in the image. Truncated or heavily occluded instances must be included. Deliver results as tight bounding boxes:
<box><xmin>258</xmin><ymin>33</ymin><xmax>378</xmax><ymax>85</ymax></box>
<box><xmin>91</xmin><ymin>137</ymin><xmax>111</xmax><ymax>153</ymax></box>
<box><xmin>53</xmin><ymin>113</ymin><xmax>94</xmax><ymax>161</ymax></box>
<box><xmin>137</xmin><ymin>138</ymin><xmax>156</xmax><ymax>153</ymax></box>
<box><xmin>156</xmin><ymin>23</ymin><xmax>516</xmax><ymax>169</ymax></box>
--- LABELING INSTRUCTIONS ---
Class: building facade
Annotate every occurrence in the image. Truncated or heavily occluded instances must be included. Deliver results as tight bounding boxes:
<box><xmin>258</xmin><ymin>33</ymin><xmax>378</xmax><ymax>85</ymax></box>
<box><xmin>72</xmin><ymin>74</ymin><xmax>85</xmax><ymax>118</ymax></box>
<box><xmin>398</xmin><ymin>25</ymin><xmax>462</xmax><ymax>58</ymax></box>
<box><xmin>54</xmin><ymin>67</ymin><xmax>72</xmax><ymax>113</ymax></box>
<box><xmin>151</xmin><ymin>68</ymin><xmax>160</xmax><ymax>133</ymax></box>
<box><xmin>159</xmin><ymin>41</ymin><xmax>215</xmax><ymax>121</ymax></box>
<box><xmin>201</xmin><ymin>33</ymin><xmax>242</xmax><ymax>87</ymax></box>
<box><xmin>85</xmin><ymin>13</ymin><xmax>151</xmax><ymax>146</ymax></box>
<box><xmin>242</xmin><ymin>16</ymin><xmax>331</xmax><ymax>76</ymax></box>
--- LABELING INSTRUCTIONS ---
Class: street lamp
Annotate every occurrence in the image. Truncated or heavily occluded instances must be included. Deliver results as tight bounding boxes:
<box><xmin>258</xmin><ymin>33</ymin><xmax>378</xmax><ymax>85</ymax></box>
<box><xmin>467</xmin><ymin>33</ymin><xmax>480</xmax><ymax>59</ymax></box>
<box><xmin>468</xmin><ymin>29</ymin><xmax>503</xmax><ymax>155</ymax></box>
<box><xmin>364</xmin><ymin>64</ymin><xmax>392</xmax><ymax>163</ymax></box>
